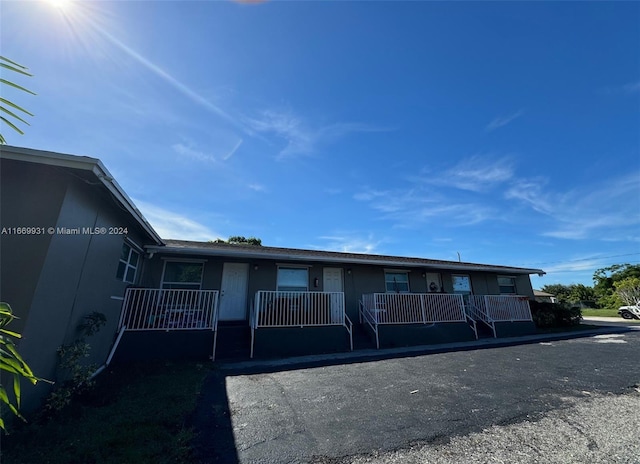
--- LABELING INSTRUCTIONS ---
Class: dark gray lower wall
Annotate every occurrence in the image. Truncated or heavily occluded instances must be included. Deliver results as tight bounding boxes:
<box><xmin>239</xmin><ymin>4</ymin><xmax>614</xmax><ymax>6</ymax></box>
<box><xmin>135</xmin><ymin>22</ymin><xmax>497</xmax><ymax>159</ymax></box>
<box><xmin>112</xmin><ymin>330</ymin><xmax>216</xmax><ymax>363</ymax></box>
<box><xmin>252</xmin><ymin>326</ymin><xmax>351</xmax><ymax>359</ymax></box>
<box><xmin>494</xmin><ymin>321</ymin><xmax>537</xmax><ymax>338</ymax></box>
<box><xmin>374</xmin><ymin>322</ymin><xmax>477</xmax><ymax>348</ymax></box>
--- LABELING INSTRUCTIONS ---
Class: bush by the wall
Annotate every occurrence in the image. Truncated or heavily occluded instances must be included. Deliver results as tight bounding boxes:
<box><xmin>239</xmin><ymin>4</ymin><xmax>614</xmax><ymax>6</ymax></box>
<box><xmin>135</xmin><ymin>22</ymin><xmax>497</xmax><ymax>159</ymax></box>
<box><xmin>529</xmin><ymin>301</ymin><xmax>582</xmax><ymax>328</ymax></box>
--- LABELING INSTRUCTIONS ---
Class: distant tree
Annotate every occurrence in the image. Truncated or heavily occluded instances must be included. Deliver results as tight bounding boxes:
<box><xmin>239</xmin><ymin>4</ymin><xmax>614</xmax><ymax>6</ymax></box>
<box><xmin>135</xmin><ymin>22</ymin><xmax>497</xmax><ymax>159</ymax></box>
<box><xmin>0</xmin><ymin>56</ymin><xmax>35</xmax><ymax>144</ymax></box>
<box><xmin>228</xmin><ymin>236</ymin><xmax>262</xmax><ymax>246</ymax></box>
<box><xmin>208</xmin><ymin>236</ymin><xmax>262</xmax><ymax>246</ymax></box>
<box><xmin>615</xmin><ymin>277</ymin><xmax>640</xmax><ymax>306</ymax></box>
<box><xmin>593</xmin><ymin>264</ymin><xmax>640</xmax><ymax>309</ymax></box>
<box><xmin>568</xmin><ymin>284</ymin><xmax>596</xmax><ymax>304</ymax></box>
<box><xmin>540</xmin><ymin>283</ymin><xmax>596</xmax><ymax>306</ymax></box>
<box><xmin>540</xmin><ymin>284</ymin><xmax>573</xmax><ymax>304</ymax></box>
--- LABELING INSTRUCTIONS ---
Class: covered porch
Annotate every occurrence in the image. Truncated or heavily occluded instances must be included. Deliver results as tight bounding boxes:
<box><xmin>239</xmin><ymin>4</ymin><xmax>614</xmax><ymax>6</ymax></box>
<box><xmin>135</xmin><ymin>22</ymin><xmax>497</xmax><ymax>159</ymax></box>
<box><xmin>250</xmin><ymin>290</ymin><xmax>353</xmax><ymax>358</ymax></box>
<box><xmin>114</xmin><ymin>288</ymin><xmax>220</xmax><ymax>362</ymax></box>
<box><xmin>359</xmin><ymin>293</ymin><xmax>534</xmax><ymax>348</ymax></box>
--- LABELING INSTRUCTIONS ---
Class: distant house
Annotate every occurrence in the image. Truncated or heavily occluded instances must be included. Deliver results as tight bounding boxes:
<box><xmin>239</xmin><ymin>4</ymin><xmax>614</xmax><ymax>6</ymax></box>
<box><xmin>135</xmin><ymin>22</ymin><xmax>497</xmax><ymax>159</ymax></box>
<box><xmin>534</xmin><ymin>290</ymin><xmax>558</xmax><ymax>304</ymax></box>
<box><xmin>1</xmin><ymin>145</ymin><xmax>546</xmax><ymax>410</ymax></box>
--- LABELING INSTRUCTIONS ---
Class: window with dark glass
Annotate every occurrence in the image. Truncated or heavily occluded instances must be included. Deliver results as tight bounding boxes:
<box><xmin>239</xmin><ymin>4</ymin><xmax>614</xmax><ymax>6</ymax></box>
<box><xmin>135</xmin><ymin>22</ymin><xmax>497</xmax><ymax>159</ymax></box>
<box><xmin>161</xmin><ymin>262</ymin><xmax>204</xmax><ymax>289</ymax></box>
<box><xmin>277</xmin><ymin>267</ymin><xmax>308</xmax><ymax>292</ymax></box>
<box><xmin>498</xmin><ymin>276</ymin><xmax>517</xmax><ymax>294</ymax></box>
<box><xmin>385</xmin><ymin>271</ymin><xmax>410</xmax><ymax>293</ymax></box>
<box><xmin>116</xmin><ymin>242</ymin><xmax>140</xmax><ymax>284</ymax></box>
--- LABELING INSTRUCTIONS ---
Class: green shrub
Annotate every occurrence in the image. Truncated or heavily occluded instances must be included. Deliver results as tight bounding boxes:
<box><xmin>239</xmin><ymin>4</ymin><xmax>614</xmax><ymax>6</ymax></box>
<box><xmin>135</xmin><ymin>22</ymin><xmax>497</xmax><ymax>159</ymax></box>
<box><xmin>530</xmin><ymin>301</ymin><xmax>582</xmax><ymax>328</ymax></box>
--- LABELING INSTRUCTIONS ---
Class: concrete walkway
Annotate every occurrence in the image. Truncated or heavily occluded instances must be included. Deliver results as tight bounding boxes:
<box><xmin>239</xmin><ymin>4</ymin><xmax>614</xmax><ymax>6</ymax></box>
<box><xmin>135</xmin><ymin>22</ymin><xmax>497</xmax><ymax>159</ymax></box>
<box><xmin>582</xmin><ymin>315</ymin><xmax>640</xmax><ymax>324</ymax></box>
<box><xmin>218</xmin><ymin>320</ymin><xmax>639</xmax><ymax>371</ymax></box>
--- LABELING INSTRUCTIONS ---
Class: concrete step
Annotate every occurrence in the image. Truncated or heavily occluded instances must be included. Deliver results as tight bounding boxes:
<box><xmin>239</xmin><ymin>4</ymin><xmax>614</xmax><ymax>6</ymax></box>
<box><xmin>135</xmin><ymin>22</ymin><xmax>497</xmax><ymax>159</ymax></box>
<box><xmin>216</xmin><ymin>323</ymin><xmax>251</xmax><ymax>360</ymax></box>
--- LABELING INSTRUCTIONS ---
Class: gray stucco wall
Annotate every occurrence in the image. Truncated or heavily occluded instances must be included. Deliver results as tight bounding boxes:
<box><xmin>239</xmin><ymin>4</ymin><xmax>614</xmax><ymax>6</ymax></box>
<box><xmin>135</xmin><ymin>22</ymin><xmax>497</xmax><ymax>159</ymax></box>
<box><xmin>1</xmin><ymin>160</ymin><xmax>153</xmax><ymax>411</ymax></box>
<box><xmin>0</xmin><ymin>160</ymin><xmax>67</xmax><ymax>333</ymax></box>
<box><xmin>143</xmin><ymin>255</ymin><xmax>536</xmax><ymax>326</ymax></box>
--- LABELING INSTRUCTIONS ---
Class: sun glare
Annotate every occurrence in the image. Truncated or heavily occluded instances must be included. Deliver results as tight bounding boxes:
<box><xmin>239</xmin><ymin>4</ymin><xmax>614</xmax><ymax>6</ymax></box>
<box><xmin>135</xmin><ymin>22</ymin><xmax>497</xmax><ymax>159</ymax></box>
<box><xmin>48</xmin><ymin>0</ymin><xmax>72</xmax><ymax>11</ymax></box>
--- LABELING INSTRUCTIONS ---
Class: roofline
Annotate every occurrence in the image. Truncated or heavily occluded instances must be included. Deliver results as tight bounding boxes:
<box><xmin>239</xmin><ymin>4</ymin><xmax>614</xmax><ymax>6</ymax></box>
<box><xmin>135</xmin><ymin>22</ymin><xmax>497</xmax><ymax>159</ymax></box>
<box><xmin>0</xmin><ymin>145</ymin><xmax>163</xmax><ymax>245</ymax></box>
<box><xmin>145</xmin><ymin>244</ymin><xmax>546</xmax><ymax>276</ymax></box>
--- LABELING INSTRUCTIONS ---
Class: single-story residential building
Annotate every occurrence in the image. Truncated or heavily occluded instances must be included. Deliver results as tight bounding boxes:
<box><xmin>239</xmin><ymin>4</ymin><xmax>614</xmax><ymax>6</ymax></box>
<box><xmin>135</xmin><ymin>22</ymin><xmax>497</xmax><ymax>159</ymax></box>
<box><xmin>534</xmin><ymin>290</ymin><xmax>558</xmax><ymax>304</ymax></box>
<box><xmin>1</xmin><ymin>145</ymin><xmax>545</xmax><ymax>409</ymax></box>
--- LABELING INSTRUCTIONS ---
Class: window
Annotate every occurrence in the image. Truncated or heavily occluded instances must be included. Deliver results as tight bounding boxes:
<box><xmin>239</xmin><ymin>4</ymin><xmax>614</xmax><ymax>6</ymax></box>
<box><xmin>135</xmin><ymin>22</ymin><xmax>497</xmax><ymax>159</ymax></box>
<box><xmin>277</xmin><ymin>267</ymin><xmax>308</xmax><ymax>292</ymax></box>
<box><xmin>117</xmin><ymin>242</ymin><xmax>140</xmax><ymax>284</ymax></box>
<box><xmin>498</xmin><ymin>276</ymin><xmax>517</xmax><ymax>294</ymax></box>
<box><xmin>452</xmin><ymin>275</ymin><xmax>472</xmax><ymax>295</ymax></box>
<box><xmin>162</xmin><ymin>261</ymin><xmax>204</xmax><ymax>289</ymax></box>
<box><xmin>385</xmin><ymin>271</ymin><xmax>410</xmax><ymax>293</ymax></box>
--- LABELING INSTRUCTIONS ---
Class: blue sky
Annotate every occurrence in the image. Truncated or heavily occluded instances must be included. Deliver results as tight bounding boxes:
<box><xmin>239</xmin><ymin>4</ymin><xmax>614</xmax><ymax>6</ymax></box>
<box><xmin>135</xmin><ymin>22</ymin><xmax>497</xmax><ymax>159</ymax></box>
<box><xmin>2</xmin><ymin>1</ymin><xmax>639</xmax><ymax>288</ymax></box>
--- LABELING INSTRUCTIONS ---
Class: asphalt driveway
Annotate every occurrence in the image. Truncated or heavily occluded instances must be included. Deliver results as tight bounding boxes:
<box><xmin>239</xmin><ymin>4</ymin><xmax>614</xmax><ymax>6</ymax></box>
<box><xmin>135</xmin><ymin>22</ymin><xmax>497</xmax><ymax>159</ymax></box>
<box><xmin>192</xmin><ymin>328</ymin><xmax>640</xmax><ymax>463</ymax></box>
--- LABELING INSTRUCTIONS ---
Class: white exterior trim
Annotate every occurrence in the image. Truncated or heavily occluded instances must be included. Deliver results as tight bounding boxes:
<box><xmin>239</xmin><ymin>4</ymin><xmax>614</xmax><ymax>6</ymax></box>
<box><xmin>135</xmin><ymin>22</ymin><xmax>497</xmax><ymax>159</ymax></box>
<box><xmin>147</xmin><ymin>245</ymin><xmax>544</xmax><ymax>276</ymax></box>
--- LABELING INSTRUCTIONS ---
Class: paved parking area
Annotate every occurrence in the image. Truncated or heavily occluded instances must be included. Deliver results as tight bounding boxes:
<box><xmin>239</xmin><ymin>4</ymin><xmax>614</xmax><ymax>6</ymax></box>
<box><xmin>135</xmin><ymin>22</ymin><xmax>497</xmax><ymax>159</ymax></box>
<box><xmin>192</xmin><ymin>328</ymin><xmax>640</xmax><ymax>463</ymax></box>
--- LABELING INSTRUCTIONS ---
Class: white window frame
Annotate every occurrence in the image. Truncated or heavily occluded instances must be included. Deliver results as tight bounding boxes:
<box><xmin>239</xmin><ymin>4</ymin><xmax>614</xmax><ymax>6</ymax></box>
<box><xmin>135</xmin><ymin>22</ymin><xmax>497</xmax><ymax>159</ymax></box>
<box><xmin>117</xmin><ymin>241</ymin><xmax>141</xmax><ymax>284</ymax></box>
<box><xmin>498</xmin><ymin>276</ymin><xmax>517</xmax><ymax>295</ymax></box>
<box><xmin>161</xmin><ymin>260</ymin><xmax>205</xmax><ymax>290</ymax></box>
<box><xmin>276</xmin><ymin>265</ymin><xmax>309</xmax><ymax>292</ymax></box>
<box><xmin>384</xmin><ymin>270</ymin><xmax>410</xmax><ymax>293</ymax></box>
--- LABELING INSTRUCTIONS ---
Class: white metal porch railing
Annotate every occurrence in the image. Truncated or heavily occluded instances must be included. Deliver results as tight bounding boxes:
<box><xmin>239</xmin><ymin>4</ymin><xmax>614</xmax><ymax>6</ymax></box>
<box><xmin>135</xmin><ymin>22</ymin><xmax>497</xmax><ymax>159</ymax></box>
<box><xmin>360</xmin><ymin>293</ymin><xmax>467</xmax><ymax>325</ymax></box>
<box><xmin>118</xmin><ymin>288</ymin><xmax>220</xmax><ymax>331</ymax></box>
<box><xmin>465</xmin><ymin>298</ymin><xmax>496</xmax><ymax>338</ymax></box>
<box><xmin>250</xmin><ymin>291</ymin><xmax>353</xmax><ymax>358</ymax></box>
<box><xmin>359</xmin><ymin>293</ymin><xmax>467</xmax><ymax>349</ymax></box>
<box><xmin>469</xmin><ymin>295</ymin><xmax>533</xmax><ymax>322</ymax></box>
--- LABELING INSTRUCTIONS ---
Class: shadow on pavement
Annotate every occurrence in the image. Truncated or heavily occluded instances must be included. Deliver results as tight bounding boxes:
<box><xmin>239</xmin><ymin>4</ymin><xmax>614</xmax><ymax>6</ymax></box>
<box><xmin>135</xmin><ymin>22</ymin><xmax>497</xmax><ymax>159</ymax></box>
<box><xmin>190</xmin><ymin>371</ymin><xmax>240</xmax><ymax>464</ymax></box>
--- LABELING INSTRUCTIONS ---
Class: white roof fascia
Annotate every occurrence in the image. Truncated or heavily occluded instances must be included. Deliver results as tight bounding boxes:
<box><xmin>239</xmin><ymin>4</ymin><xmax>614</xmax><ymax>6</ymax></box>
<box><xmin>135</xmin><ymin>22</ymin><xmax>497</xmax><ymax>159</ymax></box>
<box><xmin>90</xmin><ymin>161</ymin><xmax>162</xmax><ymax>245</ymax></box>
<box><xmin>145</xmin><ymin>245</ymin><xmax>545</xmax><ymax>276</ymax></box>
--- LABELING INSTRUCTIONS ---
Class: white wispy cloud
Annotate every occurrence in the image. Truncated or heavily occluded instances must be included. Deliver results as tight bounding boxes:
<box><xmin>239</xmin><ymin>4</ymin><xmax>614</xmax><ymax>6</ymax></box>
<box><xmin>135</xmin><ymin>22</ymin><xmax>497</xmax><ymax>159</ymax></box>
<box><xmin>243</xmin><ymin>108</ymin><xmax>390</xmax><ymax>159</ymax></box>
<box><xmin>504</xmin><ymin>177</ymin><xmax>553</xmax><ymax>215</ymax></box>
<box><xmin>172</xmin><ymin>138</ymin><xmax>243</xmax><ymax>164</ymax></box>
<box><xmin>486</xmin><ymin>109</ymin><xmax>524</xmax><ymax>132</ymax></box>
<box><xmin>505</xmin><ymin>171</ymin><xmax>640</xmax><ymax>240</ymax></box>
<box><xmin>539</xmin><ymin>257</ymin><xmax>610</xmax><ymax>275</ymax></box>
<box><xmin>134</xmin><ymin>200</ymin><xmax>221</xmax><ymax>241</ymax></box>
<box><xmin>248</xmin><ymin>183</ymin><xmax>266</xmax><ymax>192</ymax></box>
<box><xmin>424</xmin><ymin>155</ymin><xmax>514</xmax><ymax>192</ymax></box>
<box><xmin>222</xmin><ymin>138</ymin><xmax>243</xmax><ymax>160</ymax></box>
<box><xmin>353</xmin><ymin>156</ymin><xmax>513</xmax><ymax>227</ymax></box>
<box><xmin>354</xmin><ymin>186</ymin><xmax>495</xmax><ymax>227</ymax></box>
<box><xmin>315</xmin><ymin>234</ymin><xmax>382</xmax><ymax>254</ymax></box>
<box><xmin>172</xmin><ymin>143</ymin><xmax>218</xmax><ymax>163</ymax></box>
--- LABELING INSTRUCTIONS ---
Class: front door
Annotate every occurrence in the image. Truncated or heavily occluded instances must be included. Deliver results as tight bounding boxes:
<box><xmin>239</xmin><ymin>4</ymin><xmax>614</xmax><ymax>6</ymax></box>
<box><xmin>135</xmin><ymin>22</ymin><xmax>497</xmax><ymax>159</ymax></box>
<box><xmin>323</xmin><ymin>268</ymin><xmax>344</xmax><ymax>323</ymax></box>
<box><xmin>219</xmin><ymin>263</ymin><xmax>249</xmax><ymax>321</ymax></box>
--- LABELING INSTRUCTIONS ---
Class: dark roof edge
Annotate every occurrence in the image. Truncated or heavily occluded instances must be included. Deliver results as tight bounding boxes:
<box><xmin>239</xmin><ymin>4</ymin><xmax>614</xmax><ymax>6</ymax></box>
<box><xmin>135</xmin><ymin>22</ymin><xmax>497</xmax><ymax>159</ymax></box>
<box><xmin>146</xmin><ymin>243</ymin><xmax>546</xmax><ymax>276</ymax></box>
<box><xmin>1</xmin><ymin>145</ymin><xmax>163</xmax><ymax>245</ymax></box>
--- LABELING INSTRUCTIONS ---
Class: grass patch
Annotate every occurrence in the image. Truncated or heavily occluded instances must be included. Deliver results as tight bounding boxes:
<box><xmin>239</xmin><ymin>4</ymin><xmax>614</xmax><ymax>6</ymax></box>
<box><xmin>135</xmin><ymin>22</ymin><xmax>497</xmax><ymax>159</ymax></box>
<box><xmin>581</xmin><ymin>308</ymin><xmax>621</xmax><ymax>318</ymax></box>
<box><xmin>1</xmin><ymin>361</ymin><xmax>211</xmax><ymax>464</ymax></box>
